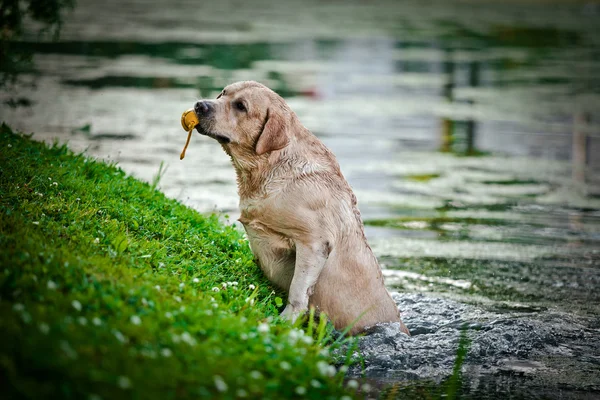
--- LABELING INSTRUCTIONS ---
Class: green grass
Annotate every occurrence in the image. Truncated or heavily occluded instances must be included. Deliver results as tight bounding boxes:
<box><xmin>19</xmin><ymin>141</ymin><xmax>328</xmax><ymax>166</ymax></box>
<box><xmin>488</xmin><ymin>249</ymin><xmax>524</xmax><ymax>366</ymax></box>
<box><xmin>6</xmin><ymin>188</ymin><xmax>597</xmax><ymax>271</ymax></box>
<box><xmin>0</xmin><ymin>124</ymin><xmax>357</xmax><ymax>399</ymax></box>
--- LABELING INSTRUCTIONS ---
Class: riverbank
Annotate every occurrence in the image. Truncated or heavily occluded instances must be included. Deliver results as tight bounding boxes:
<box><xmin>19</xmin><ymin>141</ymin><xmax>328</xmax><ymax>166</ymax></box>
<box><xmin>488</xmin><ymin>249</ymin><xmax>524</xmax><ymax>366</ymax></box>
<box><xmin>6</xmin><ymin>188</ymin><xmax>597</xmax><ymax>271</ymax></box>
<box><xmin>0</xmin><ymin>124</ymin><xmax>356</xmax><ymax>399</ymax></box>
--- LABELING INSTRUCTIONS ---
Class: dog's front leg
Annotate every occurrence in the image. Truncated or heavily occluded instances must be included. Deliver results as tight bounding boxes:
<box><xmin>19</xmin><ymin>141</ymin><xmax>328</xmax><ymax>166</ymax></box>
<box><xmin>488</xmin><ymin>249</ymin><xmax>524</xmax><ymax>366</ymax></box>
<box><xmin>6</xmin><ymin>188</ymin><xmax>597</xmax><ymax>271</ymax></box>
<box><xmin>280</xmin><ymin>240</ymin><xmax>329</xmax><ymax>323</ymax></box>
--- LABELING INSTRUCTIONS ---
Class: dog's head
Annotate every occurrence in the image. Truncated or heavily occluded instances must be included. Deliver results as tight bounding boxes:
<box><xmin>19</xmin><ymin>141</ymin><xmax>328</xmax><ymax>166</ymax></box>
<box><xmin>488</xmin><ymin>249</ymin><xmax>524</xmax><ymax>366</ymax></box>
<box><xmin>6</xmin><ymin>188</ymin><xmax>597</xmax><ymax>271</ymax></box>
<box><xmin>194</xmin><ymin>81</ymin><xmax>292</xmax><ymax>156</ymax></box>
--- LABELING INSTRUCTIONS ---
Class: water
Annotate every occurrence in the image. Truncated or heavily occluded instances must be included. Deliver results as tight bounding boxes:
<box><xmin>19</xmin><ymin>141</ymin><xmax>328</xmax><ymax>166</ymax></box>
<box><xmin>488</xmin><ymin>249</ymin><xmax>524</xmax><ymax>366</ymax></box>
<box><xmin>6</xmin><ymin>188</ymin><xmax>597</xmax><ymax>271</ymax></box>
<box><xmin>1</xmin><ymin>0</ymin><xmax>600</xmax><ymax>397</ymax></box>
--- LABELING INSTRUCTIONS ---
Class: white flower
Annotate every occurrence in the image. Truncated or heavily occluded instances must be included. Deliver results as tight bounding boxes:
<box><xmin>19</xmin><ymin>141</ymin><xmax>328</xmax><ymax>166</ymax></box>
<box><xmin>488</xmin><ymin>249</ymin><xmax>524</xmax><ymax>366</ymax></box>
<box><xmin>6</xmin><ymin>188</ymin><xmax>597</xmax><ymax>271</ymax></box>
<box><xmin>48</xmin><ymin>177</ymin><xmax>52</xmax><ymax>181</ymax></box>
<box><xmin>340</xmin><ymin>396</ymin><xmax>352</xmax><ymax>400</ymax></box>
<box><xmin>39</xmin><ymin>323</ymin><xmax>50</xmax><ymax>334</ymax></box>
<box><xmin>161</xmin><ymin>348</ymin><xmax>172</xmax><ymax>357</ymax></box>
<box><xmin>231</xmin><ymin>281</ymin><xmax>238</xmax><ymax>286</ymax></box>
<box><xmin>192</xmin><ymin>278</ymin><xmax>199</xmax><ymax>283</ymax></box>
<box><xmin>257</xmin><ymin>323</ymin><xmax>269</xmax><ymax>334</ymax></box>
<box><xmin>52</xmin><ymin>182</ymin><xmax>58</xmax><ymax>186</ymax></box>
<box><xmin>248</xmin><ymin>284</ymin><xmax>256</xmax><ymax>290</ymax></box>
<box><xmin>76</xmin><ymin>198</ymin><xmax>81</xmax><ymax>201</ymax></box>
<box><xmin>249</xmin><ymin>370</ymin><xmax>263</xmax><ymax>380</ymax></box>
<box><xmin>32</xmin><ymin>221</ymin><xmax>41</xmax><ymax>226</ymax></box>
<box><xmin>211</xmin><ymin>287</ymin><xmax>220</xmax><ymax>292</ymax></box>
<box><xmin>179</xmin><ymin>282</ymin><xmax>185</xmax><ymax>288</ymax></box>
<box><xmin>339</xmin><ymin>365</ymin><xmax>349</xmax><ymax>373</ymax></box>
<box><xmin>213</xmin><ymin>375</ymin><xmax>228</xmax><ymax>392</ymax></box>
<box><xmin>60</xmin><ymin>340</ymin><xmax>78</xmax><ymax>359</ymax></box>
<box><xmin>113</xmin><ymin>330</ymin><xmax>128</xmax><ymax>344</ymax></box>
<box><xmin>130</xmin><ymin>315</ymin><xmax>141</xmax><ymax>325</ymax></box>
<box><xmin>317</xmin><ymin>361</ymin><xmax>336</xmax><ymax>377</ymax></box>
<box><xmin>7</xmin><ymin>144</ymin><xmax>12</xmax><ymax>148</ymax></box>
<box><xmin>165</xmin><ymin>312</ymin><xmax>173</xmax><ymax>319</ymax></box>
<box><xmin>155</xmin><ymin>285</ymin><xmax>161</xmax><ymax>291</ymax></box>
<box><xmin>174</xmin><ymin>296</ymin><xmax>182</xmax><ymax>303</ymax></box>
<box><xmin>280</xmin><ymin>361</ymin><xmax>291</xmax><ymax>371</ymax></box>
<box><xmin>117</xmin><ymin>376</ymin><xmax>131</xmax><ymax>389</ymax></box>
<box><xmin>310</xmin><ymin>379</ymin><xmax>322</xmax><ymax>388</ymax></box>
<box><xmin>361</xmin><ymin>383</ymin><xmax>372</xmax><ymax>392</ymax></box>
<box><xmin>78</xmin><ymin>317</ymin><xmax>87</xmax><ymax>325</ymax></box>
<box><xmin>180</xmin><ymin>332</ymin><xmax>197</xmax><ymax>346</ymax></box>
<box><xmin>236</xmin><ymin>389</ymin><xmax>248</xmax><ymax>398</ymax></box>
<box><xmin>288</xmin><ymin>329</ymin><xmax>301</xmax><ymax>344</ymax></box>
<box><xmin>245</xmin><ymin>297</ymin><xmax>255</xmax><ymax>306</ymax></box>
<box><xmin>94</xmin><ymin>238</ymin><xmax>100</xmax><ymax>244</ymax></box>
<box><xmin>92</xmin><ymin>317</ymin><xmax>102</xmax><ymax>326</ymax></box>
<box><xmin>47</xmin><ymin>280</ymin><xmax>57</xmax><ymax>290</ymax></box>
<box><xmin>295</xmin><ymin>386</ymin><xmax>306</xmax><ymax>395</ymax></box>
<box><xmin>12</xmin><ymin>303</ymin><xmax>25</xmax><ymax>312</ymax></box>
<box><xmin>71</xmin><ymin>300</ymin><xmax>82</xmax><ymax>312</ymax></box>
<box><xmin>302</xmin><ymin>335</ymin><xmax>313</xmax><ymax>345</ymax></box>
<box><xmin>346</xmin><ymin>379</ymin><xmax>359</xmax><ymax>389</ymax></box>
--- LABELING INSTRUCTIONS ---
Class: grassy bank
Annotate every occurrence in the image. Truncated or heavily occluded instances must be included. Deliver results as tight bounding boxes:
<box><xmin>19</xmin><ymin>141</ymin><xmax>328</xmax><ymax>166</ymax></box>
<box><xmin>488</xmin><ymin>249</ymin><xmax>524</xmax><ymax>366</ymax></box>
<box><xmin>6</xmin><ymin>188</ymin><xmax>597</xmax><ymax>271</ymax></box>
<box><xmin>0</xmin><ymin>124</ymin><xmax>356</xmax><ymax>399</ymax></box>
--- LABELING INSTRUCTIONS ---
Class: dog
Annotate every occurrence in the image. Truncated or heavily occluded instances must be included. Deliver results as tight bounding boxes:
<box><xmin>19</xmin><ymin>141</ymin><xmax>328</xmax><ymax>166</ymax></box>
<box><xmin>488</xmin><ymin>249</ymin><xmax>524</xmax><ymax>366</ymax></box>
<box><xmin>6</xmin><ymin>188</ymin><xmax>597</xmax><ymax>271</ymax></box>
<box><xmin>192</xmin><ymin>81</ymin><xmax>409</xmax><ymax>335</ymax></box>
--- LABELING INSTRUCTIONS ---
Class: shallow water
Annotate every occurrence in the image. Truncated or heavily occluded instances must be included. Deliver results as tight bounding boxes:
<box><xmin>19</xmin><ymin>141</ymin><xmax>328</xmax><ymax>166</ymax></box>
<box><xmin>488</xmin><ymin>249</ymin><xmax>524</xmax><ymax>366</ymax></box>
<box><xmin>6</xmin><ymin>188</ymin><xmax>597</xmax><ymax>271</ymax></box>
<box><xmin>1</xmin><ymin>0</ymin><xmax>600</xmax><ymax>397</ymax></box>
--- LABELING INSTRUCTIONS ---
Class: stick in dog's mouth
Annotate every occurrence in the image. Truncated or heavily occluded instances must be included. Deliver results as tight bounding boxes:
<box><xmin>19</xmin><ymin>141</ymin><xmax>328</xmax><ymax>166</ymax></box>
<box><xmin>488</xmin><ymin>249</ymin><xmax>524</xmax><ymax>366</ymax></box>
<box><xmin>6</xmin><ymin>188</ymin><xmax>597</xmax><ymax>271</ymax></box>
<box><xmin>180</xmin><ymin>109</ymin><xmax>199</xmax><ymax>160</ymax></box>
<box><xmin>179</xmin><ymin>109</ymin><xmax>231</xmax><ymax>159</ymax></box>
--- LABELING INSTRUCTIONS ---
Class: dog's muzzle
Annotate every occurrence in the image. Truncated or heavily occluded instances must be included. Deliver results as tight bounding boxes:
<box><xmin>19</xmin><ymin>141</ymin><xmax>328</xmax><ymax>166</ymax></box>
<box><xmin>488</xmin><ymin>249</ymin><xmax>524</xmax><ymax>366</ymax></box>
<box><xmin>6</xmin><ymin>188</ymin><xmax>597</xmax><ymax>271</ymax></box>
<box><xmin>193</xmin><ymin>101</ymin><xmax>230</xmax><ymax>144</ymax></box>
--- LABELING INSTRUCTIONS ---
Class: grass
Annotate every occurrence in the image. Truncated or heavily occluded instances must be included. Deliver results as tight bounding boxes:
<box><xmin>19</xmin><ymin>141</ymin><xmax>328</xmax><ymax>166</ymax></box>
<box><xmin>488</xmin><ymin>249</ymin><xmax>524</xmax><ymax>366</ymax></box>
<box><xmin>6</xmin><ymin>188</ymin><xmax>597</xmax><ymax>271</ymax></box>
<box><xmin>0</xmin><ymin>124</ymin><xmax>357</xmax><ymax>399</ymax></box>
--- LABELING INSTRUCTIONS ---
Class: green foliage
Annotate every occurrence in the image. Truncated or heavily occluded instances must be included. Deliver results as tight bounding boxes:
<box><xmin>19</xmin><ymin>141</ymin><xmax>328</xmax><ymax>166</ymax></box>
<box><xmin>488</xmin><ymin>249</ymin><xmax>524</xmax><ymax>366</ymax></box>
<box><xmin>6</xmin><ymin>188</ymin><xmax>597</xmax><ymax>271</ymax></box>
<box><xmin>1</xmin><ymin>0</ymin><xmax>75</xmax><ymax>88</ymax></box>
<box><xmin>0</xmin><ymin>124</ymin><xmax>355</xmax><ymax>399</ymax></box>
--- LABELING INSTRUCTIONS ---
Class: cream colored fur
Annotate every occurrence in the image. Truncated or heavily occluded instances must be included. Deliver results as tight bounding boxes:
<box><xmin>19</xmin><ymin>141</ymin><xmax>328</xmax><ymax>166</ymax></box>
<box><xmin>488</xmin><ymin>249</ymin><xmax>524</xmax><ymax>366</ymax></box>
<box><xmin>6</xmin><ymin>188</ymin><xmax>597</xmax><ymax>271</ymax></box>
<box><xmin>194</xmin><ymin>81</ymin><xmax>409</xmax><ymax>335</ymax></box>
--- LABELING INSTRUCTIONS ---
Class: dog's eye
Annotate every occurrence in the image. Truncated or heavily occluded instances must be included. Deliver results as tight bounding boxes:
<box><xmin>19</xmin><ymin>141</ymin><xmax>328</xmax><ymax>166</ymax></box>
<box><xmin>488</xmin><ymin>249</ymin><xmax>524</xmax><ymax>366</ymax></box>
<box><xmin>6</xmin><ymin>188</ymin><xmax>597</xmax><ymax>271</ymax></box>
<box><xmin>235</xmin><ymin>101</ymin><xmax>247</xmax><ymax>112</ymax></box>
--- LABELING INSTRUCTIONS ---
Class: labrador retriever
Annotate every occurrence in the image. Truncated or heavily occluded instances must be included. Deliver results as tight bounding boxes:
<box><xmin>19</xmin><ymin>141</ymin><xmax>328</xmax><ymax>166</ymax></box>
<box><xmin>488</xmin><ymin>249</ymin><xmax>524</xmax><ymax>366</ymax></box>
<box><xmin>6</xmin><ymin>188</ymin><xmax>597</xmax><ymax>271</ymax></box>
<box><xmin>192</xmin><ymin>81</ymin><xmax>409</xmax><ymax>335</ymax></box>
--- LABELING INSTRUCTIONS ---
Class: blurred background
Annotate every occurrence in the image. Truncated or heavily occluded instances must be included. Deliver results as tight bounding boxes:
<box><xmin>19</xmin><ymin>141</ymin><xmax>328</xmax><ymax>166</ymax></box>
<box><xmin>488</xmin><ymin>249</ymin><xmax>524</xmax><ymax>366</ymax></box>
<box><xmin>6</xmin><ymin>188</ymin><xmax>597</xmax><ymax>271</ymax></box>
<box><xmin>1</xmin><ymin>0</ymin><xmax>600</xmax><ymax>396</ymax></box>
<box><xmin>3</xmin><ymin>0</ymin><xmax>599</xmax><ymax>271</ymax></box>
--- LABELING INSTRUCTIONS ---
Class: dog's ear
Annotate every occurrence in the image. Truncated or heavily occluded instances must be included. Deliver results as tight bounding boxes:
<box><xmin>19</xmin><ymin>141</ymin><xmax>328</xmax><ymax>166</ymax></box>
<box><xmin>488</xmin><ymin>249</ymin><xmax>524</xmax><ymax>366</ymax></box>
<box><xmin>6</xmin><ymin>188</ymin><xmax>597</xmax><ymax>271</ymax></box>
<box><xmin>255</xmin><ymin>108</ymin><xmax>290</xmax><ymax>155</ymax></box>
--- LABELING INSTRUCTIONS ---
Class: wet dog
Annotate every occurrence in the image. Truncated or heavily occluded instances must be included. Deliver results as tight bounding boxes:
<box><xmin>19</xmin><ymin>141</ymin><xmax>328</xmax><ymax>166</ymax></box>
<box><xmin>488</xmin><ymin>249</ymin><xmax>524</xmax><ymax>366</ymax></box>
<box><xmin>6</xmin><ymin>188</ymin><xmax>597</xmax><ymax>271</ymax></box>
<box><xmin>193</xmin><ymin>81</ymin><xmax>409</xmax><ymax>335</ymax></box>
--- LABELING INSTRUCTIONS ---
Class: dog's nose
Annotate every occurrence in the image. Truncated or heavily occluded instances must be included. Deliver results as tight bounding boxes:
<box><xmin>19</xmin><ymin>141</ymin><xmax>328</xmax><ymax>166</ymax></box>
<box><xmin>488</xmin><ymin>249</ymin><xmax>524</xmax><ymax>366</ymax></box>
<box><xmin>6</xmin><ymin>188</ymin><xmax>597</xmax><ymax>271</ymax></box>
<box><xmin>194</xmin><ymin>101</ymin><xmax>213</xmax><ymax>116</ymax></box>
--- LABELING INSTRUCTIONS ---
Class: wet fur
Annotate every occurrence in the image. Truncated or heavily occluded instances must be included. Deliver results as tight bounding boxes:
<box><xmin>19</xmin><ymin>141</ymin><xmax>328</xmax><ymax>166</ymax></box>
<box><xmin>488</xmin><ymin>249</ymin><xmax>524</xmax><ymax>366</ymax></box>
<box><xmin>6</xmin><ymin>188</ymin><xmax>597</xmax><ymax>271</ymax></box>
<box><xmin>195</xmin><ymin>81</ymin><xmax>409</xmax><ymax>335</ymax></box>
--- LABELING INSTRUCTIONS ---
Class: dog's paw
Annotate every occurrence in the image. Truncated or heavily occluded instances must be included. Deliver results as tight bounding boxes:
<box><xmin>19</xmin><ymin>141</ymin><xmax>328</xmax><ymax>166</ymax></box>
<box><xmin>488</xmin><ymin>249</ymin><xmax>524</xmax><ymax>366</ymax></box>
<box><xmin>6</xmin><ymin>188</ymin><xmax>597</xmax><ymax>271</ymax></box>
<box><xmin>280</xmin><ymin>305</ymin><xmax>302</xmax><ymax>323</ymax></box>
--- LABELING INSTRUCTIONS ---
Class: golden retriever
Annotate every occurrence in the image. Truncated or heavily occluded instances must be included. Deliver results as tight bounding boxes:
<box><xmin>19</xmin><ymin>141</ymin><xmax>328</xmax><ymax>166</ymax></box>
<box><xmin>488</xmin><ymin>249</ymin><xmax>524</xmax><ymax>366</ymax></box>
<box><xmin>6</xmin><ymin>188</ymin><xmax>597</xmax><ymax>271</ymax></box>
<box><xmin>192</xmin><ymin>81</ymin><xmax>409</xmax><ymax>335</ymax></box>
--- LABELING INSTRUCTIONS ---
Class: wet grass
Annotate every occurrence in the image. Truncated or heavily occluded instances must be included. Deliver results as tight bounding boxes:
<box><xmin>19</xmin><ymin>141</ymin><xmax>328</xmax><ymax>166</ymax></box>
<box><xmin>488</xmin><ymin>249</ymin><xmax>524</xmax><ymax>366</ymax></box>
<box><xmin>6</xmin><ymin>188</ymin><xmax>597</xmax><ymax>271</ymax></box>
<box><xmin>0</xmin><ymin>125</ymin><xmax>358</xmax><ymax>399</ymax></box>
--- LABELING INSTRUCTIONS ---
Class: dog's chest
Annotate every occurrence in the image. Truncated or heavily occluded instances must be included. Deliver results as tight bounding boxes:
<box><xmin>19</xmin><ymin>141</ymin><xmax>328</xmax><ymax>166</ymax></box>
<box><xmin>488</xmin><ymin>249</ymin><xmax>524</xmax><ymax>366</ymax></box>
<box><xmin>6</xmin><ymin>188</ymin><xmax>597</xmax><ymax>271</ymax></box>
<box><xmin>238</xmin><ymin>201</ymin><xmax>295</xmax><ymax>289</ymax></box>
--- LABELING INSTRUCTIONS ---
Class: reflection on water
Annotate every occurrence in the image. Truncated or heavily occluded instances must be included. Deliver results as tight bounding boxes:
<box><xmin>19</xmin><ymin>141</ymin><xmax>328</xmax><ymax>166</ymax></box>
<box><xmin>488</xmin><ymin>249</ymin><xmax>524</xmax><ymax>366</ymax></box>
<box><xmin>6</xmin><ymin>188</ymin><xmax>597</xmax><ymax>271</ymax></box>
<box><xmin>1</xmin><ymin>0</ymin><xmax>600</xmax><ymax>397</ymax></box>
